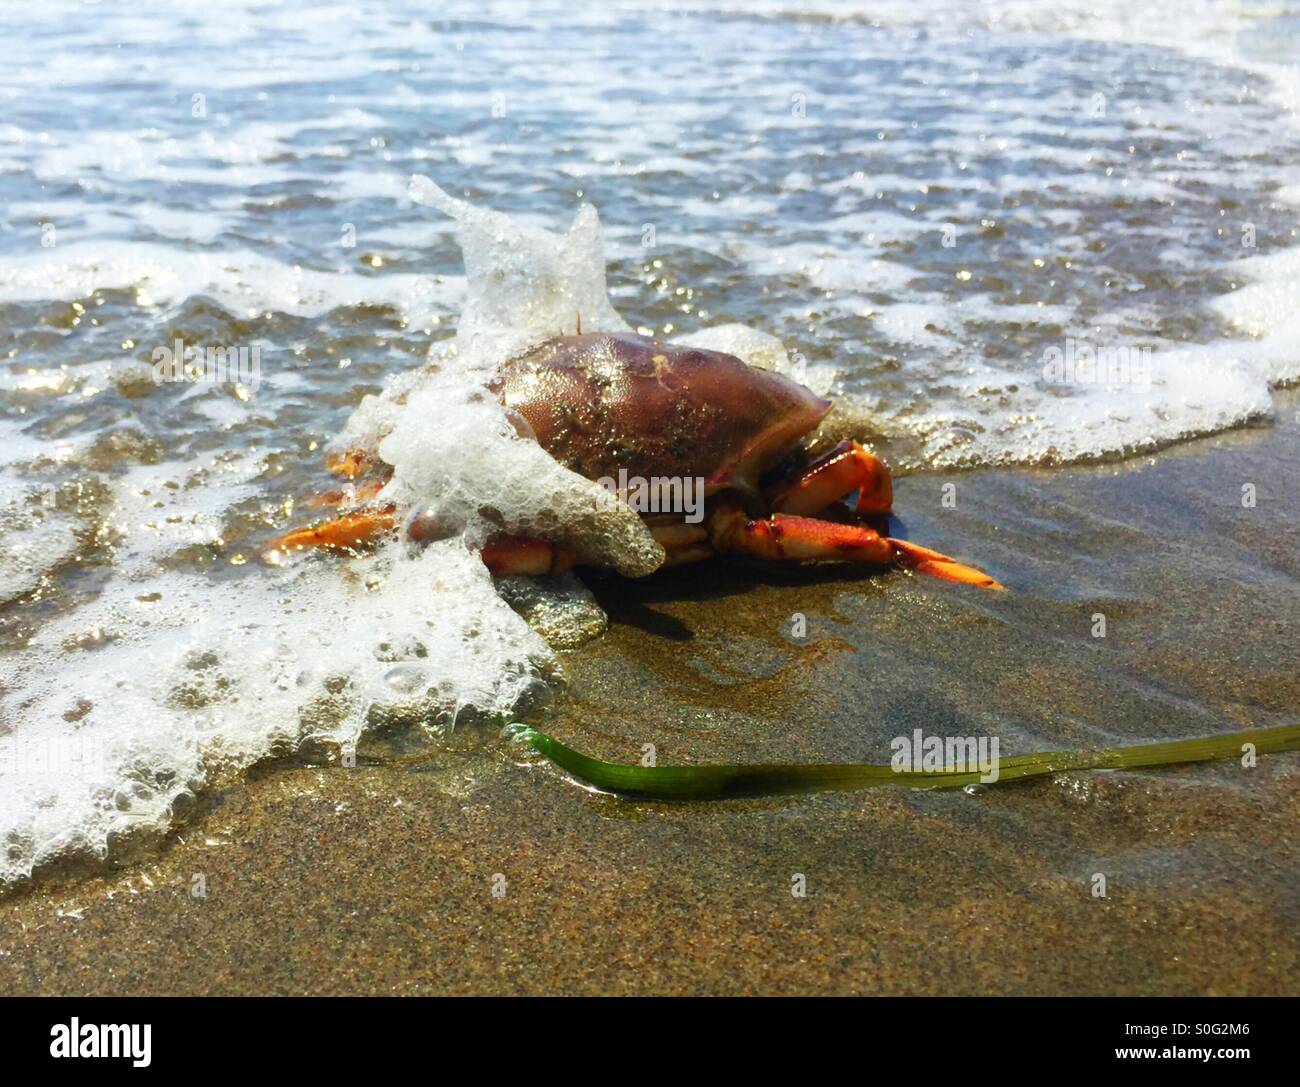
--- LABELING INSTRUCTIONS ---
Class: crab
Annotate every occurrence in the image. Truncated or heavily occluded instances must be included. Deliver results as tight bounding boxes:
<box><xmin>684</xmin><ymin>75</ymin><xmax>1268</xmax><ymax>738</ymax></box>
<box><xmin>265</xmin><ymin>332</ymin><xmax>1001</xmax><ymax>589</ymax></box>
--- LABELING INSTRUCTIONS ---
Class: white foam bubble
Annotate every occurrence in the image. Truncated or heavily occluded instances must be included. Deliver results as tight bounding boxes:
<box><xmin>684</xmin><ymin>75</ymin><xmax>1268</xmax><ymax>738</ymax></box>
<box><xmin>0</xmin><ymin>180</ymin><xmax>666</xmax><ymax>882</ymax></box>
<box><xmin>0</xmin><ymin>450</ymin><xmax>558</xmax><ymax>882</ymax></box>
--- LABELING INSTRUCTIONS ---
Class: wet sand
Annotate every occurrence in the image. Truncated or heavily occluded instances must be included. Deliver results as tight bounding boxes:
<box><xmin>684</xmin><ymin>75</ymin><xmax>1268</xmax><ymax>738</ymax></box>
<box><xmin>2</xmin><ymin>392</ymin><xmax>1297</xmax><ymax>995</ymax></box>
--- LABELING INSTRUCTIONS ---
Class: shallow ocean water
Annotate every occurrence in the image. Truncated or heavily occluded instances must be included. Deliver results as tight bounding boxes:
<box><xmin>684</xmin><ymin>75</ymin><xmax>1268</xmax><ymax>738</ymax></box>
<box><xmin>0</xmin><ymin>0</ymin><xmax>1298</xmax><ymax>884</ymax></box>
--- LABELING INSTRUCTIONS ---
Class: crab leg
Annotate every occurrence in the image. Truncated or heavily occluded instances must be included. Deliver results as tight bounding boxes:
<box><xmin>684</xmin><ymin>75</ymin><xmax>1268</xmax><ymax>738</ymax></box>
<box><xmin>887</xmin><ymin>538</ymin><xmax>1004</xmax><ymax>589</ymax></box>
<box><xmin>710</xmin><ymin>510</ymin><xmax>1002</xmax><ymax>588</ymax></box>
<box><xmin>480</xmin><ymin>537</ymin><xmax>575</xmax><ymax>576</ymax></box>
<box><xmin>481</xmin><ymin>522</ymin><xmax>715</xmax><ymax>574</ymax></box>
<box><xmin>648</xmin><ymin>521</ymin><xmax>713</xmax><ymax>567</ymax></box>
<box><xmin>765</xmin><ymin>440</ymin><xmax>893</xmax><ymax>516</ymax></box>
<box><xmin>483</xmin><ymin>521</ymin><xmax>719</xmax><ymax>575</ymax></box>
<box><xmin>263</xmin><ymin>449</ymin><xmax>395</xmax><ymax>554</ymax></box>
<box><xmin>263</xmin><ymin>507</ymin><xmax>397</xmax><ymax>556</ymax></box>
<box><xmin>263</xmin><ymin>511</ymin><xmax>579</xmax><ymax>576</ymax></box>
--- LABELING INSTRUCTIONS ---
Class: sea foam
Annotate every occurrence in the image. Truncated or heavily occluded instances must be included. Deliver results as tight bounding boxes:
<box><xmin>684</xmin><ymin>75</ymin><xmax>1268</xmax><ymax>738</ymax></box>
<box><xmin>0</xmin><ymin>181</ymin><xmax>658</xmax><ymax>884</ymax></box>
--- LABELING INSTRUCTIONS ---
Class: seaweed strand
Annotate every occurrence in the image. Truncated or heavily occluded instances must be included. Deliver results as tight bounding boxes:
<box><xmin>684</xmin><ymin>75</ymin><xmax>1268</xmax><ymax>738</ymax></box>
<box><xmin>507</xmin><ymin>722</ymin><xmax>1300</xmax><ymax>801</ymax></box>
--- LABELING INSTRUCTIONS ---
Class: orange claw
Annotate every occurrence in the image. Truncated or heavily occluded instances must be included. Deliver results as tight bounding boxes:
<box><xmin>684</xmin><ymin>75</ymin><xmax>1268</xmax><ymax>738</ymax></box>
<box><xmin>766</xmin><ymin>439</ymin><xmax>893</xmax><ymax>517</ymax></box>
<box><xmin>262</xmin><ymin>508</ymin><xmax>397</xmax><ymax>557</ymax></box>
<box><xmin>708</xmin><ymin>509</ymin><xmax>1002</xmax><ymax>587</ymax></box>
<box><xmin>888</xmin><ymin>538</ymin><xmax>1003</xmax><ymax>590</ymax></box>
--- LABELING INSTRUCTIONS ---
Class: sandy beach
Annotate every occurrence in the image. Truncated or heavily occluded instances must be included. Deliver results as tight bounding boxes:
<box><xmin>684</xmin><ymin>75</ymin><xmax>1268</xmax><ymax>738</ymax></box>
<box><xmin>4</xmin><ymin>390</ymin><xmax>1296</xmax><ymax>996</ymax></box>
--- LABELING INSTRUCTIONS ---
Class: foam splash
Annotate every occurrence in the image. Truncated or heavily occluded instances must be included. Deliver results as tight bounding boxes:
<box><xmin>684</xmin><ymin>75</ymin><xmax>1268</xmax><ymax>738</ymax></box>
<box><xmin>408</xmin><ymin>175</ymin><xmax>631</xmax><ymax>362</ymax></box>
<box><xmin>1</xmin><ymin>540</ymin><xmax>557</xmax><ymax>881</ymax></box>
<box><xmin>374</xmin><ymin>374</ymin><xmax>663</xmax><ymax>576</ymax></box>
<box><xmin>0</xmin><ymin>180</ymin><xmax>664</xmax><ymax>884</ymax></box>
<box><xmin>342</xmin><ymin>175</ymin><xmax>664</xmax><ymax>575</ymax></box>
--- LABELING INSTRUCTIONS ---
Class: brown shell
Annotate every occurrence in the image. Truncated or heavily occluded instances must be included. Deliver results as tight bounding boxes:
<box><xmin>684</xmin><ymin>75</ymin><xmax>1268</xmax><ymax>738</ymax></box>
<box><xmin>490</xmin><ymin>333</ymin><xmax>831</xmax><ymax>491</ymax></box>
